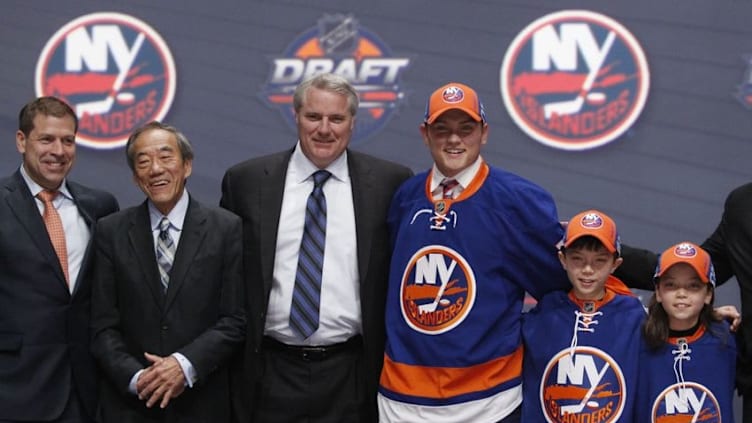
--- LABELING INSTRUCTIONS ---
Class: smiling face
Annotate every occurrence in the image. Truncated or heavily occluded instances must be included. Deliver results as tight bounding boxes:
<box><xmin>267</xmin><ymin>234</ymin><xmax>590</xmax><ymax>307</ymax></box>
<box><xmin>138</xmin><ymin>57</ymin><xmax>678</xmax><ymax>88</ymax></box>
<box><xmin>559</xmin><ymin>246</ymin><xmax>622</xmax><ymax>300</ymax></box>
<box><xmin>656</xmin><ymin>263</ymin><xmax>713</xmax><ymax>331</ymax></box>
<box><xmin>295</xmin><ymin>86</ymin><xmax>355</xmax><ymax>169</ymax></box>
<box><xmin>420</xmin><ymin>109</ymin><xmax>488</xmax><ymax>178</ymax></box>
<box><xmin>130</xmin><ymin>128</ymin><xmax>192</xmax><ymax>215</ymax></box>
<box><xmin>16</xmin><ymin>113</ymin><xmax>76</xmax><ymax>190</ymax></box>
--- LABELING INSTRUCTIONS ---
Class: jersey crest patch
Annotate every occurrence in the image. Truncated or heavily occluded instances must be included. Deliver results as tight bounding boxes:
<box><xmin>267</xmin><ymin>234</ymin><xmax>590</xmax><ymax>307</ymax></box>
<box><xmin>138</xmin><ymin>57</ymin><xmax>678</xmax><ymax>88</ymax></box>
<box><xmin>400</xmin><ymin>245</ymin><xmax>476</xmax><ymax>335</ymax></box>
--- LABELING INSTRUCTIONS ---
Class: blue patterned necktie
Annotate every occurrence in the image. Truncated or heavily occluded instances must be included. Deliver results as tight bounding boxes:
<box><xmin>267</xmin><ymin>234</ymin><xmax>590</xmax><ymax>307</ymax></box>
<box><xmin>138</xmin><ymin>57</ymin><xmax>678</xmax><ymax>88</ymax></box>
<box><xmin>156</xmin><ymin>216</ymin><xmax>175</xmax><ymax>293</ymax></box>
<box><xmin>290</xmin><ymin>170</ymin><xmax>332</xmax><ymax>338</ymax></box>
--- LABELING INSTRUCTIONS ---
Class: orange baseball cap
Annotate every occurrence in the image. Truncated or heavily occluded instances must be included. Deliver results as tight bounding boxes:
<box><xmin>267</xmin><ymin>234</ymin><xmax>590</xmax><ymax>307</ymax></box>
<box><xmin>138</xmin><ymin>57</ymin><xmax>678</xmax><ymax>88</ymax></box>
<box><xmin>563</xmin><ymin>210</ymin><xmax>620</xmax><ymax>255</ymax></box>
<box><xmin>424</xmin><ymin>82</ymin><xmax>486</xmax><ymax>124</ymax></box>
<box><xmin>654</xmin><ymin>242</ymin><xmax>716</xmax><ymax>286</ymax></box>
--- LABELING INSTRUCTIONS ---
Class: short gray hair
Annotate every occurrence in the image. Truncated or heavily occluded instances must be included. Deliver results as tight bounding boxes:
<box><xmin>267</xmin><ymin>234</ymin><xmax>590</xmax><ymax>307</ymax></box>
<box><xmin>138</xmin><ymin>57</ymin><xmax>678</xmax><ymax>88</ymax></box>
<box><xmin>292</xmin><ymin>73</ymin><xmax>359</xmax><ymax>116</ymax></box>
<box><xmin>125</xmin><ymin>121</ymin><xmax>194</xmax><ymax>171</ymax></box>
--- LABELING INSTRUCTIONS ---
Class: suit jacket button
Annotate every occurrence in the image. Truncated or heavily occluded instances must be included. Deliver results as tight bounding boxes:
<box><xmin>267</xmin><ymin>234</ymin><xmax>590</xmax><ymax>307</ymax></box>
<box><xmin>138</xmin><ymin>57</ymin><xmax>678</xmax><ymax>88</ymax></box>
<box><xmin>161</xmin><ymin>325</ymin><xmax>168</xmax><ymax>331</ymax></box>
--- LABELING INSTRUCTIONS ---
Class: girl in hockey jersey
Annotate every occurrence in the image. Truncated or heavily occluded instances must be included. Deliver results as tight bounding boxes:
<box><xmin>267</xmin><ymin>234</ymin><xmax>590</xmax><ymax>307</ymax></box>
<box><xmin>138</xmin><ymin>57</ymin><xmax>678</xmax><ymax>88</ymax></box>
<box><xmin>636</xmin><ymin>242</ymin><xmax>736</xmax><ymax>422</ymax></box>
<box><xmin>521</xmin><ymin>210</ymin><xmax>646</xmax><ymax>423</ymax></box>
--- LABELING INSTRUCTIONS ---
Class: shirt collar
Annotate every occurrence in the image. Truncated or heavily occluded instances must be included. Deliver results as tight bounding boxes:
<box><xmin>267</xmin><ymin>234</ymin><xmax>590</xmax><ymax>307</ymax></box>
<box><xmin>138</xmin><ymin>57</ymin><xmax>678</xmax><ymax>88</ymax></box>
<box><xmin>290</xmin><ymin>141</ymin><xmax>349</xmax><ymax>184</ymax></box>
<box><xmin>429</xmin><ymin>155</ymin><xmax>483</xmax><ymax>192</ymax></box>
<box><xmin>19</xmin><ymin>164</ymin><xmax>73</xmax><ymax>201</ymax></box>
<box><xmin>148</xmin><ymin>188</ymin><xmax>189</xmax><ymax>231</ymax></box>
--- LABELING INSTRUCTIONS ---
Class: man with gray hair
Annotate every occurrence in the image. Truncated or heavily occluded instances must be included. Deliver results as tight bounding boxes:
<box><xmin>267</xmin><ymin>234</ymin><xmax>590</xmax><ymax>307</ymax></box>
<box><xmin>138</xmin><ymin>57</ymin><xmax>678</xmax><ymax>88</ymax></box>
<box><xmin>221</xmin><ymin>73</ymin><xmax>412</xmax><ymax>422</ymax></box>
<box><xmin>91</xmin><ymin>121</ymin><xmax>245</xmax><ymax>422</ymax></box>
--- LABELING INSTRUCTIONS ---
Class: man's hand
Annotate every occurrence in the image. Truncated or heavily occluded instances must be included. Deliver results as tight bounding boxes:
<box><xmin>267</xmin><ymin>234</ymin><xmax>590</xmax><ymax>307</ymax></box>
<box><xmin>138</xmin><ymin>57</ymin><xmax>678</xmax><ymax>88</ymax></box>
<box><xmin>714</xmin><ymin>305</ymin><xmax>741</xmax><ymax>332</ymax></box>
<box><xmin>135</xmin><ymin>352</ymin><xmax>186</xmax><ymax>408</ymax></box>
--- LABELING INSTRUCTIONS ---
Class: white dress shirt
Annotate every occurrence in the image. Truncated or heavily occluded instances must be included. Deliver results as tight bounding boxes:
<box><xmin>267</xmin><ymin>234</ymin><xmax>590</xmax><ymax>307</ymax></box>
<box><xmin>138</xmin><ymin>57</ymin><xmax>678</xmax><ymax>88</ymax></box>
<box><xmin>265</xmin><ymin>142</ymin><xmax>361</xmax><ymax>346</ymax></box>
<box><xmin>128</xmin><ymin>190</ymin><xmax>197</xmax><ymax>393</ymax></box>
<box><xmin>429</xmin><ymin>156</ymin><xmax>483</xmax><ymax>200</ymax></box>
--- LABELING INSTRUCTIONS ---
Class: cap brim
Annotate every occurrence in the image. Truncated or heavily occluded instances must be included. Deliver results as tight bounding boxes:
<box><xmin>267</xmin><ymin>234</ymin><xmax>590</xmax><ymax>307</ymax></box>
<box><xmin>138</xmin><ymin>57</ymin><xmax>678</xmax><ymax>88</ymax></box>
<box><xmin>425</xmin><ymin>106</ymin><xmax>482</xmax><ymax>124</ymax></box>
<box><xmin>564</xmin><ymin>233</ymin><xmax>617</xmax><ymax>254</ymax></box>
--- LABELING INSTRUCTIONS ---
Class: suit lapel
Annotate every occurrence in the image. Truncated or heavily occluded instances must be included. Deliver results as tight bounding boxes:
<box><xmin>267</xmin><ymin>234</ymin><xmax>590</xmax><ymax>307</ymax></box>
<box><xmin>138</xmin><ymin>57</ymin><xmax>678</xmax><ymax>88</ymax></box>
<box><xmin>260</xmin><ymin>151</ymin><xmax>292</xmax><ymax>301</ymax></box>
<box><xmin>164</xmin><ymin>197</ymin><xmax>207</xmax><ymax>311</ymax></box>
<box><xmin>5</xmin><ymin>171</ymin><xmax>69</xmax><ymax>291</ymax></box>
<box><xmin>128</xmin><ymin>203</ymin><xmax>165</xmax><ymax>309</ymax></box>
<box><xmin>348</xmin><ymin>151</ymin><xmax>375</xmax><ymax>289</ymax></box>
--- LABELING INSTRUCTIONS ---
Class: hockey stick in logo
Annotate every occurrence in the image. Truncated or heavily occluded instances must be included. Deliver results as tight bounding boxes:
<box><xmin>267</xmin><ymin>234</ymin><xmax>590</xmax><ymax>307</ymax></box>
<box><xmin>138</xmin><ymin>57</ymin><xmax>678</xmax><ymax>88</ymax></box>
<box><xmin>560</xmin><ymin>361</ymin><xmax>610</xmax><ymax>415</ymax></box>
<box><xmin>690</xmin><ymin>391</ymin><xmax>706</xmax><ymax>423</ymax></box>
<box><xmin>417</xmin><ymin>262</ymin><xmax>457</xmax><ymax>313</ymax></box>
<box><xmin>76</xmin><ymin>32</ymin><xmax>145</xmax><ymax>117</ymax></box>
<box><xmin>543</xmin><ymin>31</ymin><xmax>615</xmax><ymax>119</ymax></box>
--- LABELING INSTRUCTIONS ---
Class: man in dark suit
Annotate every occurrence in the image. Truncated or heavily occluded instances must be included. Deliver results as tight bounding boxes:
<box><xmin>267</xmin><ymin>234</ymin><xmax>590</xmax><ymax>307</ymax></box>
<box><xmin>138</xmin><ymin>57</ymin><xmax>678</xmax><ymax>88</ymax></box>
<box><xmin>619</xmin><ymin>187</ymin><xmax>752</xmax><ymax>423</ymax></box>
<box><xmin>91</xmin><ymin>121</ymin><xmax>245</xmax><ymax>422</ymax></box>
<box><xmin>0</xmin><ymin>96</ymin><xmax>118</xmax><ymax>423</ymax></box>
<box><xmin>220</xmin><ymin>73</ymin><xmax>412</xmax><ymax>422</ymax></box>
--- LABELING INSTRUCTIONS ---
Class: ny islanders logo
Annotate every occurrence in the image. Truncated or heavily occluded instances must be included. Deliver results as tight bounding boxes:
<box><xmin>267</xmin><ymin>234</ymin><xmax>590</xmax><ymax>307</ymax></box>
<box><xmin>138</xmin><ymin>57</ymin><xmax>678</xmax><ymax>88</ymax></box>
<box><xmin>400</xmin><ymin>246</ymin><xmax>475</xmax><ymax>335</ymax></box>
<box><xmin>35</xmin><ymin>12</ymin><xmax>176</xmax><ymax>149</ymax></box>
<box><xmin>580</xmin><ymin>212</ymin><xmax>604</xmax><ymax>229</ymax></box>
<box><xmin>651</xmin><ymin>382</ymin><xmax>721</xmax><ymax>422</ymax></box>
<box><xmin>501</xmin><ymin>10</ymin><xmax>649</xmax><ymax>150</ymax></box>
<box><xmin>261</xmin><ymin>14</ymin><xmax>410</xmax><ymax>144</ymax></box>
<box><xmin>674</xmin><ymin>242</ymin><xmax>699</xmax><ymax>258</ymax></box>
<box><xmin>541</xmin><ymin>347</ymin><xmax>626</xmax><ymax>423</ymax></box>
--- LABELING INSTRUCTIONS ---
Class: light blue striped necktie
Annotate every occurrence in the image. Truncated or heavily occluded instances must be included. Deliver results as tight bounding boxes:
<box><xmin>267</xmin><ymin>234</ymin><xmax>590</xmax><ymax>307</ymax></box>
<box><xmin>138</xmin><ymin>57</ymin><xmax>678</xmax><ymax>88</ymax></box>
<box><xmin>290</xmin><ymin>170</ymin><xmax>331</xmax><ymax>338</ymax></box>
<box><xmin>156</xmin><ymin>216</ymin><xmax>175</xmax><ymax>293</ymax></box>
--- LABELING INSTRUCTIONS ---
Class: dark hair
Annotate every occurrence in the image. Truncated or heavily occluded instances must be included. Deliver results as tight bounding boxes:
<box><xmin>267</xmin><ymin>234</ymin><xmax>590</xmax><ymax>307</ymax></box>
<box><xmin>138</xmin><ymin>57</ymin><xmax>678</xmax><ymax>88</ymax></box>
<box><xmin>642</xmin><ymin>281</ymin><xmax>721</xmax><ymax>349</ymax></box>
<box><xmin>292</xmin><ymin>73</ymin><xmax>359</xmax><ymax>116</ymax></box>
<box><xmin>125</xmin><ymin>121</ymin><xmax>194</xmax><ymax>171</ymax></box>
<box><xmin>560</xmin><ymin>235</ymin><xmax>619</xmax><ymax>259</ymax></box>
<box><xmin>18</xmin><ymin>96</ymin><xmax>77</xmax><ymax>136</ymax></box>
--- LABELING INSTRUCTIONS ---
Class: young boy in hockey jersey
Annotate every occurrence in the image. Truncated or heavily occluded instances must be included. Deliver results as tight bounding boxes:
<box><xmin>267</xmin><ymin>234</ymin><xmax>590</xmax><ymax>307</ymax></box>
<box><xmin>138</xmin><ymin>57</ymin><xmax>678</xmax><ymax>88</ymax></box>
<box><xmin>521</xmin><ymin>209</ymin><xmax>646</xmax><ymax>423</ymax></box>
<box><xmin>636</xmin><ymin>242</ymin><xmax>736</xmax><ymax>422</ymax></box>
<box><xmin>377</xmin><ymin>82</ymin><xmax>570</xmax><ymax>422</ymax></box>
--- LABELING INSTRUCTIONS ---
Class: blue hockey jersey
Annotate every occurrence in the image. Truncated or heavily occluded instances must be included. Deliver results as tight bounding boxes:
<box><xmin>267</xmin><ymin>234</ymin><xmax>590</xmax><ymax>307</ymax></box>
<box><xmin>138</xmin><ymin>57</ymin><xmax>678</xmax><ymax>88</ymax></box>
<box><xmin>521</xmin><ymin>282</ymin><xmax>646</xmax><ymax>422</ymax></box>
<box><xmin>636</xmin><ymin>322</ymin><xmax>736</xmax><ymax>423</ymax></box>
<box><xmin>378</xmin><ymin>162</ymin><xmax>569</xmax><ymax>421</ymax></box>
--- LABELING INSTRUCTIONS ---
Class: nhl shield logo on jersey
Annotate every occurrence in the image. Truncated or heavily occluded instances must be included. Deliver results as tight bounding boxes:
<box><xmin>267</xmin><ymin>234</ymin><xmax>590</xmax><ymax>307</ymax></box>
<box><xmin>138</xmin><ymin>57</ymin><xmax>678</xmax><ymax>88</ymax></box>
<box><xmin>35</xmin><ymin>12</ymin><xmax>176</xmax><ymax>149</ymax></box>
<box><xmin>400</xmin><ymin>245</ymin><xmax>476</xmax><ymax>335</ymax></box>
<box><xmin>500</xmin><ymin>10</ymin><xmax>649</xmax><ymax>151</ymax></box>
<box><xmin>261</xmin><ymin>14</ymin><xmax>410</xmax><ymax>144</ymax></box>
<box><xmin>541</xmin><ymin>346</ymin><xmax>626</xmax><ymax>423</ymax></box>
<box><xmin>651</xmin><ymin>382</ymin><xmax>721</xmax><ymax>422</ymax></box>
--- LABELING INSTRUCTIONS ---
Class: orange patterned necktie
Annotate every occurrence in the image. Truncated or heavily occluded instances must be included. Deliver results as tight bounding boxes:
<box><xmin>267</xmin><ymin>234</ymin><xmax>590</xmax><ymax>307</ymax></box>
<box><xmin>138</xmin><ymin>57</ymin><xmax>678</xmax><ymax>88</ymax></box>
<box><xmin>37</xmin><ymin>190</ymin><xmax>69</xmax><ymax>285</ymax></box>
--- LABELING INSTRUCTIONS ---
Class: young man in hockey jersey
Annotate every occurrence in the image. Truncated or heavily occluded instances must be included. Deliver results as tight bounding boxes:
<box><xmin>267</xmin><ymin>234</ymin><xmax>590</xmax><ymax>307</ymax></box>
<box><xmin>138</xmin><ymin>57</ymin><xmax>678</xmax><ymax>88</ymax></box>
<box><xmin>521</xmin><ymin>209</ymin><xmax>646</xmax><ymax>422</ymax></box>
<box><xmin>377</xmin><ymin>82</ymin><xmax>571</xmax><ymax>422</ymax></box>
<box><xmin>636</xmin><ymin>242</ymin><xmax>736</xmax><ymax>422</ymax></box>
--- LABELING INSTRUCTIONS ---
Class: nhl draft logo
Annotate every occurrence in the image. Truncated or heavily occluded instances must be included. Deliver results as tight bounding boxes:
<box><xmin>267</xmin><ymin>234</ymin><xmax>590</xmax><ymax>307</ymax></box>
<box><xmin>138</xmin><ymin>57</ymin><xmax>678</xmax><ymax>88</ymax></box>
<box><xmin>651</xmin><ymin>382</ymin><xmax>721</xmax><ymax>422</ymax></box>
<box><xmin>540</xmin><ymin>347</ymin><xmax>626</xmax><ymax>423</ymax></box>
<box><xmin>261</xmin><ymin>14</ymin><xmax>410</xmax><ymax>144</ymax></box>
<box><xmin>500</xmin><ymin>10</ymin><xmax>650</xmax><ymax>150</ymax></box>
<box><xmin>36</xmin><ymin>12</ymin><xmax>176</xmax><ymax>149</ymax></box>
<box><xmin>400</xmin><ymin>245</ymin><xmax>475</xmax><ymax>335</ymax></box>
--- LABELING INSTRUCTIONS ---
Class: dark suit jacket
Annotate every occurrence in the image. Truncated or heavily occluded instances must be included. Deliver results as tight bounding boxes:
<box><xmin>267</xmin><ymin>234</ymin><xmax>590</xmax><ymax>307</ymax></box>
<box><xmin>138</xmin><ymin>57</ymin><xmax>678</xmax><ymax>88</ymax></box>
<box><xmin>91</xmin><ymin>196</ymin><xmax>246</xmax><ymax>423</ymax></box>
<box><xmin>0</xmin><ymin>170</ymin><xmax>118</xmax><ymax>421</ymax></box>
<box><xmin>618</xmin><ymin>182</ymin><xmax>752</xmax><ymax>393</ymax></box>
<box><xmin>220</xmin><ymin>148</ymin><xmax>412</xmax><ymax>422</ymax></box>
